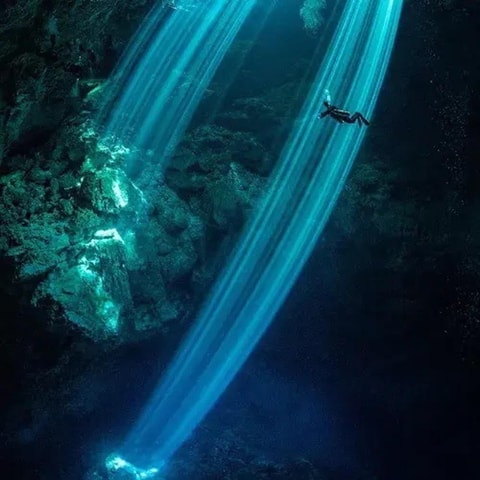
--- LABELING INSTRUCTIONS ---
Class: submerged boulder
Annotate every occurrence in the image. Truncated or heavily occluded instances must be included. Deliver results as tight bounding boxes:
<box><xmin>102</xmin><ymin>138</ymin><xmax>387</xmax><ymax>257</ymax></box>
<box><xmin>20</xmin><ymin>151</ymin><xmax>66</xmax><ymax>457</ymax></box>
<box><xmin>86</xmin><ymin>453</ymin><xmax>163</xmax><ymax>480</ymax></box>
<box><xmin>125</xmin><ymin>184</ymin><xmax>206</xmax><ymax>329</ymax></box>
<box><xmin>202</xmin><ymin>162</ymin><xmax>264</xmax><ymax>231</ymax></box>
<box><xmin>79</xmin><ymin>167</ymin><xmax>144</xmax><ymax>215</ymax></box>
<box><xmin>33</xmin><ymin>228</ymin><xmax>133</xmax><ymax>341</ymax></box>
<box><xmin>5</xmin><ymin>53</ymin><xmax>79</xmax><ymax>147</ymax></box>
<box><xmin>0</xmin><ymin>168</ymin><xmax>72</xmax><ymax>281</ymax></box>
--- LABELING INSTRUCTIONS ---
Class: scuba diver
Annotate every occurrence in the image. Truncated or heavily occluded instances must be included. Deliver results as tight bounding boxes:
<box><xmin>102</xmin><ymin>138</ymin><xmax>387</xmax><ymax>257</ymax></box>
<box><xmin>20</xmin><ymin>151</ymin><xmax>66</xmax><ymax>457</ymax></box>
<box><xmin>318</xmin><ymin>90</ymin><xmax>370</xmax><ymax>127</ymax></box>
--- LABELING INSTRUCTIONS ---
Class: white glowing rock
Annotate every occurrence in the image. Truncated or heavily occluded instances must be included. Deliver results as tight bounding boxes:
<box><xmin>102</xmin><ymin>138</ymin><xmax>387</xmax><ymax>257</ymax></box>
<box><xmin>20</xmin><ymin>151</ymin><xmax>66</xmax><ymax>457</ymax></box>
<box><xmin>106</xmin><ymin>455</ymin><xmax>127</xmax><ymax>470</ymax></box>
<box><xmin>79</xmin><ymin>168</ymin><xmax>141</xmax><ymax>214</ymax></box>
<box><xmin>105</xmin><ymin>454</ymin><xmax>162</xmax><ymax>479</ymax></box>
<box><xmin>93</xmin><ymin>228</ymin><xmax>124</xmax><ymax>242</ymax></box>
<box><xmin>138</xmin><ymin>468</ymin><xmax>160</xmax><ymax>479</ymax></box>
<box><xmin>112</xmin><ymin>179</ymin><xmax>128</xmax><ymax>208</ymax></box>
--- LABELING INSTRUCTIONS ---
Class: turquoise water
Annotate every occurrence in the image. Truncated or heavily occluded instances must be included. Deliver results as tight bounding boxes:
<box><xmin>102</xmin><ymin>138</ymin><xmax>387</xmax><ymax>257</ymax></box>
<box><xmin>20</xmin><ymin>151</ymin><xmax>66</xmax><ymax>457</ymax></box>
<box><xmin>99</xmin><ymin>0</ymin><xmax>257</xmax><ymax>173</ymax></box>
<box><xmin>110</xmin><ymin>0</ymin><xmax>404</xmax><ymax>469</ymax></box>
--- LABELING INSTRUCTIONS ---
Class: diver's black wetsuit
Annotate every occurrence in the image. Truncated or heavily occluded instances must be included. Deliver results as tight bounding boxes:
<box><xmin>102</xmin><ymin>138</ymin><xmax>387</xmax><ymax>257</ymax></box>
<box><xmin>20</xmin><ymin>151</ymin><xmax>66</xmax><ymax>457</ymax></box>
<box><xmin>319</xmin><ymin>101</ymin><xmax>370</xmax><ymax>127</ymax></box>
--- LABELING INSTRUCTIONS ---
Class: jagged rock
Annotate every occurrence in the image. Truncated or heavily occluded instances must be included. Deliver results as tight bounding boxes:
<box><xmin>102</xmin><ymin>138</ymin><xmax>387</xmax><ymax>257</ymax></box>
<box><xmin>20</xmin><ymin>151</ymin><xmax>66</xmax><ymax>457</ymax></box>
<box><xmin>0</xmin><ymin>0</ymin><xmax>154</xmax><ymax>161</ymax></box>
<box><xmin>0</xmin><ymin>168</ymin><xmax>72</xmax><ymax>282</ymax></box>
<box><xmin>216</xmin><ymin>96</ymin><xmax>279</xmax><ymax>134</ymax></box>
<box><xmin>332</xmin><ymin>160</ymin><xmax>398</xmax><ymax>236</ymax></box>
<box><xmin>139</xmin><ymin>186</ymin><xmax>203</xmax><ymax>283</ymax></box>
<box><xmin>38</xmin><ymin>1</ymin><xmax>153</xmax><ymax>76</ymax></box>
<box><xmin>49</xmin><ymin>123</ymin><xmax>90</xmax><ymax>171</ymax></box>
<box><xmin>85</xmin><ymin>454</ymin><xmax>162</xmax><ymax>480</ymax></box>
<box><xmin>169</xmin><ymin>124</ymin><xmax>269</xmax><ymax>179</ymax></box>
<box><xmin>81</xmin><ymin>80</ymin><xmax>108</xmax><ymax>111</ymax></box>
<box><xmin>164</xmin><ymin>168</ymin><xmax>208</xmax><ymax>195</ymax></box>
<box><xmin>0</xmin><ymin>1</ymin><xmax>42</xmax><ymax>36</ymax></box>
<box><xmin>300</xmin><ymin>0</ymin><xmax>326</xmax><ymax>36</ymax></box>
<box><xmin>202</xmin><ymin>162</ymin><xmax>264</xmax><ymax>230</ymax></box>
<box><xmin>165</xmin><ymin>146</ymin><xmax>209</xmax><ymax>194</ymax></box>
<box><xmin>168</xmin><ymin>146</ymin><xmax>202</xmax><ymax>172</ymax></box>
<box><xmin>32</xmin><ymin>228</ymin><xmax>133</xmax><ymax>341</ymax></box>
<box><xmin>149</xmin><ymin>186</ymin><xmax>202</xmax><ymax>282</ymax></box>
<box><xmin>83</xmin><ymin>133</ymin><xmax>133</xmax><ymax>171</ymax></box>
<box><xmin>0</xmin><ymin>114</ymin><xmax>6</xmax><ymax>165</ymax></box>
<box><xmin>79</xmin><ymin>167</ymin><xmax>144</xmax><ymax>215</ymax></box>
<box><xmin>0</xmin><ymin>210</ymin><xmax>71</xmax><ymax>283</ymax></box>
<box><xmin>4</xmin><ymin>53</ymin><xmax>79</xmax><ymax>150</ymax></box>
<box><xmin>6</xmin><ymin>226</ymin><xmax>70</xmax><ymax>282</ymax></box>
<box><xmin>232</xmin><ymin>458</ymin><xmax>326</xmax><ymax>480</ymax></box>
<box><xmin>0</xmin><ymin>170</ymin><xmax>44</xmax><ymax>213</ymax></box>
<box><xmin>160</xmin><ymin>235</ymin><xmax>198</xmax><ymax>283</ymax></box>
<box><xmin>112</xmin><ymin>183</ymin><xmax>206</xmax><ymax>329</ymax></box>
<box><xmin>122</xmin><ymin>227</ymin><xmax>178</xmax><ymax>332</ymax></box>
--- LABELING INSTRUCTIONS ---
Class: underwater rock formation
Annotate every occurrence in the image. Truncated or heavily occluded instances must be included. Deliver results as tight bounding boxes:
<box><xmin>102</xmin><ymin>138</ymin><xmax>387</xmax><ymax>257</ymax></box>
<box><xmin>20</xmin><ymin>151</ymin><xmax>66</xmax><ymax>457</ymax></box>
<box><xmin>0</xmin><ymin>89</ymin><xmax>270</xmax><ymax>347</ymax></box>
<box><xmin>0</xmin><ymin>0</ymin><xmax>295</xmax><ymax>357</ymax></box>
<box><xmin>32</xmin><ymin>228</ymin><xmax>133</xmax><ymax>340</ymax></box>
<box><xmin>79</xmin><ymin>167</ymin><xmax>142</xmax><ymax>214</ymax></box>
<box><xmin>300</xmin><ymin>0</ymin><xmax>326</xmax><ymax>36</ymax></box>
<box><xmin>0</xmin><ymin>0</ymin><xmax>152</xmax><ymax>162</ymax></box>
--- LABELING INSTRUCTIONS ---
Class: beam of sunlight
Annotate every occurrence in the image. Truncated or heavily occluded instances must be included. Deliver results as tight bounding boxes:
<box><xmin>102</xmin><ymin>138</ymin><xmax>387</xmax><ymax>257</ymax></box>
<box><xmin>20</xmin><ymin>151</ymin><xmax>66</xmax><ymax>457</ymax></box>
<box><xmin>98</xmin><ymin>0</ymin><xmax>257</xmax><ymax>171</ymax></box>
<box><xmin>196</xmin><ymin>0</ymin><xmax>280</xmax><ymax>126</ymax></box>
<box><xmin>121</xmin><ymin>0</ymin><xmax>404</xmax><ymax>470</ymax></box>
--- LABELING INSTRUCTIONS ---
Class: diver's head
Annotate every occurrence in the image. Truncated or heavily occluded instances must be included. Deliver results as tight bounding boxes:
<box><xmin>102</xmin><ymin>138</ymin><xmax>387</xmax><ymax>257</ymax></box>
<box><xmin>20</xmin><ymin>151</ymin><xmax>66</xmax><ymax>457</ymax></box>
<box><xmin>323</xmin><ymin>101</ymin><xmax>330</xmax><ymax>108</ymax></box>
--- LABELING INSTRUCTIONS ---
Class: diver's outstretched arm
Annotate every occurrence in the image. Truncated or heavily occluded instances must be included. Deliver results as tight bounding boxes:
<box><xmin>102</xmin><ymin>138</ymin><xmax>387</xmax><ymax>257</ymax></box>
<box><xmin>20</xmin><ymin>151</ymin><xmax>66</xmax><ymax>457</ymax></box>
<box><xmin>319</xmin><ymin>101</ymin><xmax>336</xmax><ymax>119</ymax></box>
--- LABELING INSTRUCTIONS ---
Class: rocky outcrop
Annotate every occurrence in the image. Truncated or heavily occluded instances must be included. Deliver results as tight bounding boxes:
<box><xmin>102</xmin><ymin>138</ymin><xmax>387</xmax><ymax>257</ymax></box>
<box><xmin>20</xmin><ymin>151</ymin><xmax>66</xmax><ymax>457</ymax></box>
<box><xmin>0</xmin><ymin>111</ymin><xmax>269</xmax><ymax>347</ymax></box>
<box><xmin>32</xmin><ymin>228</ymin><xmax>133</xmax><ymax>340</ymax></box>
<box><xmin>0</xmin><ymin>0</ymin><xmax>274</xmax><ymax>350</ymax></box>
<box><xmin>300</xmin><ymin>0</ymin><xmax>326</xmax><ymax>36</ymax></box>
<box><xmin>0</xmin><ymin>117</ymin><xmax>210</xmax><ymax>342</ymax></box>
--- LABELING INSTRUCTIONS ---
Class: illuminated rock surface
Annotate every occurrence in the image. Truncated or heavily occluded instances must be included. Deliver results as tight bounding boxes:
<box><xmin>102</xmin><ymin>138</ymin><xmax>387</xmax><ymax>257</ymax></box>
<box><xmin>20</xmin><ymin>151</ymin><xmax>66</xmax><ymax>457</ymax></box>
<box><xmin>32</xmin><ymin>229</ymin><xmax>131</xmax><ymax>340</ymax></box>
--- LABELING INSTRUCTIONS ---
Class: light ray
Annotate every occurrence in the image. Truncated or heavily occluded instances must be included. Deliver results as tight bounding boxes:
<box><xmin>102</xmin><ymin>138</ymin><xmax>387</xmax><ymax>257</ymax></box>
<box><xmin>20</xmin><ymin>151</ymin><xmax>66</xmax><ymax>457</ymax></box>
<box><xmin>98</xmin><ymin>0</ymin><xmax>258</xmax><ymax>173</ymax></box>
<box><xmin>120</xmin><ymin>0</ymin><xmax>404</xmax><ymax>469</ymax></box>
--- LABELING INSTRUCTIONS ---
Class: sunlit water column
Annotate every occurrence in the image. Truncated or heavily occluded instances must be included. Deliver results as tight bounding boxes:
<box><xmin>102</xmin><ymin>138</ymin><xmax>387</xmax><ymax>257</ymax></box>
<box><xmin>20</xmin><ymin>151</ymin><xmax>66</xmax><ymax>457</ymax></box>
<box><xmin>98</xmin><ymin>0</ymin><xmax>257</xmax><ymax>167</ymax></box>
<box><xmin>121</xmin><ymin>0</ymin><xmax>404</xmax><ymax>470</ymax></box>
